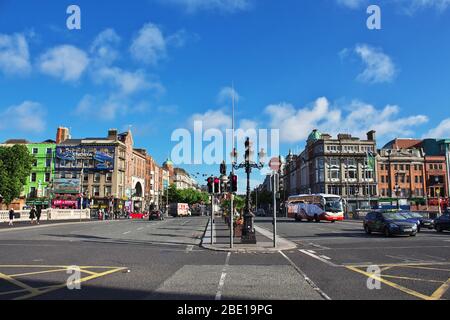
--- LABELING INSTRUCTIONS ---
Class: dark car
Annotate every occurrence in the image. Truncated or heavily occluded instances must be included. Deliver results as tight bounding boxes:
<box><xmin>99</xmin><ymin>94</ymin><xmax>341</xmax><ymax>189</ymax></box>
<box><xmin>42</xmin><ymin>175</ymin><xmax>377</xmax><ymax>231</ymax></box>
<box><xmin>149</xmin><ymin>210</ymin><xmax>164</xmax><ymax>221</ymax></box>
<box><xmin>399</xmin><ymin>212</ymin><xmax>434</xmax><ymax>232</ymax></box>
<box><xmin>434</xmin><ymin>213</ymin><xmax>450</xmax><ymax>233</ymax></box>
<box><xmin>364</xmin><ymin>211</ymin><xmax>418</xmax><ymax>237</ymax></box>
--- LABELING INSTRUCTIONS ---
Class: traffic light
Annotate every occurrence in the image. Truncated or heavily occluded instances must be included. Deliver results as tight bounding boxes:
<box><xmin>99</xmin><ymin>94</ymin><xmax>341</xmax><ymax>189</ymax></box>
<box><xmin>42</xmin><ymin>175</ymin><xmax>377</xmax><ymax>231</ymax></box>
<box><xmin>220</xmin><ymin>161</ymin><xmax>227</xmax><ymax>176</ymax></box>
<box><xmin>214</xmin><ymin>177</ymin><xmax>221</xmax><ymax>194</ymax></box>
<box><xmin>230</xmin><ymin>174</ymin><xmax>238</xmax><ymax>193</ymax></box>
<box><xmin>207</xmin><ymin>177</ymin><xmax>214</xmax><ymax>194</ymax></box>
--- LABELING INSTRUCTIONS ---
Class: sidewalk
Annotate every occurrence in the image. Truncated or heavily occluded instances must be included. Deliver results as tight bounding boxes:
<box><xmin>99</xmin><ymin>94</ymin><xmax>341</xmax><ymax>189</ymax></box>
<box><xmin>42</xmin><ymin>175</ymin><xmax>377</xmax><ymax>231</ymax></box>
<box><xmin>201</xmin><ymin>216</ymin><xmax>297</xmax><ymax>253</ymax></box>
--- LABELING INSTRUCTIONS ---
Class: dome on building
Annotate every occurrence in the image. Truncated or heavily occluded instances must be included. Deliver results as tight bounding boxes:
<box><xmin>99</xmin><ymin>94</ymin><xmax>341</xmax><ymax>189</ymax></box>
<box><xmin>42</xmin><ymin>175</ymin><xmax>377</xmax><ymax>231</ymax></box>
<box><xmin>163</xmin><ymin>158</ymin><xmax>174</xmax><ymax>168</ymax></box>
<box><xmin>307</xmin><ymin>129</ymin><xmax>322</xmax><ymax>143</ymax></box>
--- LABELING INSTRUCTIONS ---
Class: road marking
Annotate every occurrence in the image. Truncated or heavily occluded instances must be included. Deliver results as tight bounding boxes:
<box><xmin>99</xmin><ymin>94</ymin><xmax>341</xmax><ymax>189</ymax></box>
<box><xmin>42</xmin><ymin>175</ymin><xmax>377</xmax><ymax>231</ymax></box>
<box><xmin>431</xmin><ymin>278</ymin><xmax>450</xmax><ymax>300</ymax></box>
<box><xmin>123</xmin><ymin>231</ymin><xmax>131</xmax><ymax>235</ymax></box>
<box><xmin>137</xmin><ymin>227</ymin><xmax>143</xmax><ymax>231</ymax></box>
<box><xmin>279</xmin><ymin>251</ymin><xmax>331</xmax><ymax>300</ymax></box>
<box><xmin>380</xmin><ymin>274</ymin><xmax>445</xmax><ymax>284</ymax></box>
<box><xmin>402</xmin><ymin>265</ymin><xmax>450</xmax><ymax>272</ymax></box>
<box><xmin>345</xmin><ymin>266</ymin><xmax>439</xmax><ymax>301</ymax></box>
<box><xmin>215</xmin><ymin>252</ymin><xmax>231</xmax><ymax>301</ymax></box>
<box><xmin>185</xmin><ymin>245</ymin><xmax>194</xmax><ymax>253</ymax></box>
<box><xmin>298</xmin><ymin>249</ymin><xmax>339</xmax><ymax>267</ymax></box>
<box><xmin>0</xmin><ymin>265</ymin><xmax>126</xmax><ymax>300</ymax></box>
<box><xmin>320</xmin><ymin>255</ymin><xmax>332</xmax><ymax>260</ymax></box>
<box><xmin>307</xmin><ymin>250</ymin><xmax>316</xmax><ymax>254</ymax></box>
<box><xmin>0</xmin><ymin>272</ymin><xmax>40</xmax><ymax>295</ymax></box>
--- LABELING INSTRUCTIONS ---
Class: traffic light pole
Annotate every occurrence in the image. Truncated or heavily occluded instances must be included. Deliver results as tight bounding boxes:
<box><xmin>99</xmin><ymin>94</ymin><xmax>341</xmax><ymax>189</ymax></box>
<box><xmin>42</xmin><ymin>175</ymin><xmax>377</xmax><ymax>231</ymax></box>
<box><xmin>272</xmin><ymin>172</ymin><xmax>277</xmax><ymax>248</ymax></box>
<box><xmin>211</xmin><ymin>194</ymin><xmax>214</xmax><ymax>245</ymax></box>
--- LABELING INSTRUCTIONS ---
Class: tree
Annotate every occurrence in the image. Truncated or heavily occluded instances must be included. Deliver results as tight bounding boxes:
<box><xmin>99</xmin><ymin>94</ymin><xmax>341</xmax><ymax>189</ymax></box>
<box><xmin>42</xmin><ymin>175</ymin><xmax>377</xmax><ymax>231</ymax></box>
<box><xmin>0</xmin><ymin>145</ymin><xmax>34</xmax><ymax>206</ymax></box>
<box><xmin>166</xmin><ymin>184</ymin><xmax>210</xmax><ymax>206</ymax></box>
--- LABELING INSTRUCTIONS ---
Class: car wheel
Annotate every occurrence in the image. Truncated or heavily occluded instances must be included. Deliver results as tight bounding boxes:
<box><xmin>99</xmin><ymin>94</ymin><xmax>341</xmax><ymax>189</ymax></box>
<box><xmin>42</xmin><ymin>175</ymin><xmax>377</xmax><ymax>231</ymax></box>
<box><xmin>364</xmin><ymin>225</ymin><xmax>372</xmax><ymax>235</ymax></box>
<box><xmin>314</xmin><ymin>215</ymin><xmax>320</xmax><ymax>223</ymax></box>
<box><xmin>384</xmin><ymin>227</ymin><xmax>391</xmax><ymax>238</ymax></box>
<box><xmin>411</xmin><ymin>232</ymin><xmax>417</xmax><ymax>237</ymax></box>
<box><xmin>436</xmin><ymin>225</ymin><xmax>443</xmax><ymax>233</ymax></box>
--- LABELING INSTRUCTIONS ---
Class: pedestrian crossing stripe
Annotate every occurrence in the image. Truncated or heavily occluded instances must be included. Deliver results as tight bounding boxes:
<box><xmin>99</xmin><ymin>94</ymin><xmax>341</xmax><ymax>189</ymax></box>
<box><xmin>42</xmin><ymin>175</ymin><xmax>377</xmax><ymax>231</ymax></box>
<box><xmin>345</xmin><ymin>264</ymin><xmax>450</xmax><ymax>301</ymax></box>
<box><xmin>0</xmin><ymin>265</ymin><xmax>126</xmax><ymax>300</ymax></box>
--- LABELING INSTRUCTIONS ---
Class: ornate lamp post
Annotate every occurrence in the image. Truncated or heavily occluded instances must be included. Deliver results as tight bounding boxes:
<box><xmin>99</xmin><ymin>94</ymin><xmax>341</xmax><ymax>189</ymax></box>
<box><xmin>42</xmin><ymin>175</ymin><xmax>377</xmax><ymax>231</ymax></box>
<box><xmin>232</xmin><ymin>137</ymin><xmax>266</xmax><ymax>244</ymax></box>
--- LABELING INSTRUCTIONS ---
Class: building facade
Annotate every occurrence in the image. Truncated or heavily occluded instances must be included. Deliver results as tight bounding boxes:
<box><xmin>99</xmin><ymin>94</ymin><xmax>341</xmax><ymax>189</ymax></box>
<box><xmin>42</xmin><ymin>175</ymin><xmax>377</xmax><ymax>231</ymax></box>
<box><xmin>289</xmin><ymin>130</ymin><xmax>378</xmax><ymax>213</ymax></box>
<box><xmin>1</xmin><ymin>140</ymin><xmax>56</xmax><ymax>210</ymax></box>
<box><xmin>377</xmin><ymin>148</ymin><xmax>427</xmax><ymax>206</ymax></box>
<box><xmin>54</xmin><ymin>129</ymin><xmax>127</xmax><ymax>211</ymax></box>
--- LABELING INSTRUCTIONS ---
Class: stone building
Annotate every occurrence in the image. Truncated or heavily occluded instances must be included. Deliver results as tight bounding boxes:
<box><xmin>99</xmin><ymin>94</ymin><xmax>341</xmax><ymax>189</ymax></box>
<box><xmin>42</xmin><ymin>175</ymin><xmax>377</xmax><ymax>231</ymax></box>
<box><xmin>291</xmin><ymin>130</ymin><xmax>378</xmax><ymax>213</ymax></box>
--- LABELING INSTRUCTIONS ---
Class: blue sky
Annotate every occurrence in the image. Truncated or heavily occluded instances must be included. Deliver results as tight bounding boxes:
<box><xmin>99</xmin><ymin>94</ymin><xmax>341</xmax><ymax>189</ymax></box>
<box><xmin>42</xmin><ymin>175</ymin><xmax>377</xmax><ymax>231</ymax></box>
<box><xmin>1</xmin><ymin>0</ymin><xmax>450</xmax><ymax>187</ymax></box>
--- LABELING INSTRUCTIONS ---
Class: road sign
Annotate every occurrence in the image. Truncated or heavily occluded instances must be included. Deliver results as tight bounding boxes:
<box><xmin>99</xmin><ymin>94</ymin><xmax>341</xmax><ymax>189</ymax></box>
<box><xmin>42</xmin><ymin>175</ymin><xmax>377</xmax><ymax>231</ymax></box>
<box><xmin>269</xmin><ymin>157</ymin><xmax>281</xmax><ymax>172</ymax></box>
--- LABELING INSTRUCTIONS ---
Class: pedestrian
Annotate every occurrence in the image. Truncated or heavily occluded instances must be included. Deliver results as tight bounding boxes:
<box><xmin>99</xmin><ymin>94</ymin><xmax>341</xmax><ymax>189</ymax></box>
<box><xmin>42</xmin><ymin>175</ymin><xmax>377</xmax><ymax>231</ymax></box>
<box><xmin>8</xmin><ymin>208</ymin><xmax>15</xmax><ymax>227</ymax></box>
<box><xmin>29</xmin><ymin>206</ymin><xmax>36</xmax><ymax>224</ymax></box>
<box><xmin>36</xmin><ymin>207</ymin><xmax>42</xmax><ymax>225</ymax></box>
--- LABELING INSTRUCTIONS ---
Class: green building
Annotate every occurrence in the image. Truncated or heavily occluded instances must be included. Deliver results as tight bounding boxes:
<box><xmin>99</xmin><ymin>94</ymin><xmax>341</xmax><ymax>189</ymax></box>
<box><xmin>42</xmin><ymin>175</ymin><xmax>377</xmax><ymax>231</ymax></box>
<box><xmin>24</xmin><ymin>140</ymin><xmax>57</xmax><ymax>208</ymax></box>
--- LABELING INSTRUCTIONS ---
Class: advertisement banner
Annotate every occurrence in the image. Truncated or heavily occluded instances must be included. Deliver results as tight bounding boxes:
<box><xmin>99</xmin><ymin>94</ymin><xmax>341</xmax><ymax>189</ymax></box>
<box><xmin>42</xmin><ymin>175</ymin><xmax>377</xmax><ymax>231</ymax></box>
<box><xmin>53</xmin><ymin>179</ymin><xmax>80</xmax><ymax>194</ymax></box>
<box><xmin>55</xmin><ymin>146</ymin><xmax>115</xmax><ymax>171</ymax></box>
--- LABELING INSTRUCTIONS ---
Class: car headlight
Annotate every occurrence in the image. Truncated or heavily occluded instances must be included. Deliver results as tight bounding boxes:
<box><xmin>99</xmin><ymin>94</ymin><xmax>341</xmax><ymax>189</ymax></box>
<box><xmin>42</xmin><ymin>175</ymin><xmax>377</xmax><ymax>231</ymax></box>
<box><xmin>412</xmin><ymin>225</ymin><xmax>417</xmax><ymax>230</ymax></box>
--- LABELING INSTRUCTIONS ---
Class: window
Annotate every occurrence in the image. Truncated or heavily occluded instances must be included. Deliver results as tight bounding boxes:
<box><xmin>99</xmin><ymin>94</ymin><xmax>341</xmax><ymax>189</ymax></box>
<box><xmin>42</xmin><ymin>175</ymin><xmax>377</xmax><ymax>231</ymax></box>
<box><xmin>394</xmin><ymin>164</ymin><xmax>398</xmax><ymax>170</ymax></box>
<box><xmin>106</xmin><ymin>173</ymin><xmax>112</xmax><ymax>183</ymax></box>
<box><xmin>30</xmin><ymin>187</ymin><xmax>36</xmax><ymax>198</ymax></box>
<box><xmin>83</xmin><ymin>174</ymin><xmax>89</xmax><ymax>182</ymax></box>
<box><xmin>46</xmin><ymin>148</ymin><xmax>52</xmax><ymax>154</ymax></box>
<box><xmin>415</xmin><ymin>176</ymin><xmax>419</xmax><ymax>184</ymax></box>
<box><xmin>105</xmin><ymin>186</ymin><xmax>112</xmax><ymax>197</ymax></box>
<box><xmin>46</xmin><ymin>159</ymin><xmax>52</xmax><ymax>168</ymax></box>
<box><xmin>406</xmin><ymin>165</ymin><xmax>410</xmax><ymax>171</ymax></box>
<box><xmin>45</xmin><ymin>173</ymin><xmax>51</xmax><ymax>182</ymax></box>
<box><xmin>94</xmin><ymin>173</ymin><xmax>101</xmax><ymax>183</ymax></box>
<box><xmin>381</xmin><ymin>176</ymin><xmax>385</xmax><ymax>183</ymax></box>
<box><xmin>72</xmin><ymin>172</ymin><xmax>78</xmax><ymax>179</ymax></box>
<box><xmin>32</xmin><ymin>148</ymin><xmax>38</xmax><ymax>154</ymax></box>
<box><xmin>400</xmin><ymin>164</ymin><xmax>404</xmax><ymax>171</ymax></box>
<box><xmin>33</xmin><ymin>160</ymin><xmax>38</xmax><ymax>167</ymax></box>
<box><xmin>93</xmin><ymin>186</ymin><xmax>100</xmax><ymax>197</ymax></box>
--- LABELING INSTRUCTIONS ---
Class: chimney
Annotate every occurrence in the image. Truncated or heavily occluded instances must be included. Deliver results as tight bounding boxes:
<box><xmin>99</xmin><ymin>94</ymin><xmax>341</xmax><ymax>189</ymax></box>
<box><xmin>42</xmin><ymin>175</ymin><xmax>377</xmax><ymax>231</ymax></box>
<box><xmin>56</xmin><ymin>127</ymin><xmax>70</xmax><ymax>144</ymax></box>
<box><xmin>108</xmin><ymin>129</ymin><xmax>118</xmax><ymax>141</ymax></box>
<box><xmin>367</xmin><ymin>130</ymin><xmax>376</xmax><ymax>142</ymax></box>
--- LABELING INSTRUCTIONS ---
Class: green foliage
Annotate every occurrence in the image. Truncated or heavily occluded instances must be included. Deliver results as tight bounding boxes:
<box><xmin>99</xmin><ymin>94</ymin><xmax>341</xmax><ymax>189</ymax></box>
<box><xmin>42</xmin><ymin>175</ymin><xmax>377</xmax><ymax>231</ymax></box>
<box><xmin>0</xmin><ymin>145</ymin><xmax>34</xmax><ymax>205</ymax></box>
<box><xmin>251</xmin><ymin>190</ymin><xmax>272</xmax><ymax>206</ymax></box>
<box><xmin>167</xmin><ymin>184</ymin><xmax>210</xmax><ymax>205</ymax></box>
<box><xmin>221</xmin><ymin>195</ymin><xmax>245</xmax><ymax>215</ymax></box>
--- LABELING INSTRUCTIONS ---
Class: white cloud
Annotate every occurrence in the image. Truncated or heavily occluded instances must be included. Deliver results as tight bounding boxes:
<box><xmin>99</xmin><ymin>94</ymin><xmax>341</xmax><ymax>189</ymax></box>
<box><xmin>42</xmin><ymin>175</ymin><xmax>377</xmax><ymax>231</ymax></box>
<box><xmin>265</xmin><ymin>97</ymin><xmax>428</xmax><ymax>144</ymax></box>
<box><xmin>336</xmin><ymin>0</ymin><xmax>367</xmax><ymax>9</ymax></box>
<box><xmin>0</xmin><ymin>33</ymin><xmax>31</xmax><ymax>75</ymax></box>
<box><xmin>425</xmin><ymin>118</ymin><xmax>450</xmax><ymax>138</ymax></box>
<box><xmin>130</xmin><ymin>23</ymin><xmax>167</xmax><ymax>66</ymax></box>
<box><xmin>0</xmin><ymin>101</ymin><xmax>46</xmax><ymax>133</ymax></box>
<box><xmin>217</xmin><ymin>86</ymin><xmax>240</xmax><ymax>104</ymax></box>
<box><xmin>90</xmin><ymin>28</ymin><xmax>121</xmax><ymax>66</ymax></box>
<box><xmin>162</xmin><ymin>0</ymin><xmax>251</xmax><ymax>13</ymax></box>
<box><xmin>337</xmin><ymin>0</ymin><xmax>450</xmax><ymax>12</ymax></box>
<box><xmin>38</xmin><ymin>45</ymin><xmax>89</xmax><ymax>82</ymax></box>
<box><xmin>190</xmin><ymin>109</ymin><xmax>232</xmax><ymax>131</ymax></box>
<box><xmin>354</xmin><ymin>44</ymin><xmax>397</xmax><ymax>84</ymax></box>
<box><xmin>94</xmin><ymin>66</ymin><xmax>165</xmax><ymax>96</ymax></box>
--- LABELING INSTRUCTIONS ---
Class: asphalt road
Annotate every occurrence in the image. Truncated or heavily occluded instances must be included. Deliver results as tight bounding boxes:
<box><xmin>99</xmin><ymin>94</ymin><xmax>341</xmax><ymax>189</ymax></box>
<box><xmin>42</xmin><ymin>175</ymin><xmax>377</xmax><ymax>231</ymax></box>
<box><xmin>0</xmin><ymin>216</ymin><xmax>448</xmax><ymax>300</ymax></box>
<box><xmin>256</xmin><ymin>217</ymin><xmax>450</xmax><ymax>300</ymax></box>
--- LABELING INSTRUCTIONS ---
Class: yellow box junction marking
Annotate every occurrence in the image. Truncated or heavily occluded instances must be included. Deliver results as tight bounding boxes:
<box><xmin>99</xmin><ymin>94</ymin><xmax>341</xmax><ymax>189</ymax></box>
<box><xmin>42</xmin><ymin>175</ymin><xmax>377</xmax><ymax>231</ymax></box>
<box><xmin>0</xmin><ymin>265</ymin><xmax>126</xmax><ymax>300</ymax></box>
<box><xmin>345</xmin><ymin>263</ymin><xmax>450</xmax><ymax>301</ymax></box>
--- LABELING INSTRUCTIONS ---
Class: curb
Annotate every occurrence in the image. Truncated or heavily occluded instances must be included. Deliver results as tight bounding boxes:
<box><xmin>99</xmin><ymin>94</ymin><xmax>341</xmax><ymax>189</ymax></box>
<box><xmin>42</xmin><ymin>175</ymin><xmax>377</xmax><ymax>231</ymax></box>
<box><xmin>0</xmin><ymin>220</ymin><xmax>118</xmax><ymax>233</ymax></box>
<box><xmin>200</xmin><ymin>223</ymin><xmax>297</xmax><ymax>253</ymax></box>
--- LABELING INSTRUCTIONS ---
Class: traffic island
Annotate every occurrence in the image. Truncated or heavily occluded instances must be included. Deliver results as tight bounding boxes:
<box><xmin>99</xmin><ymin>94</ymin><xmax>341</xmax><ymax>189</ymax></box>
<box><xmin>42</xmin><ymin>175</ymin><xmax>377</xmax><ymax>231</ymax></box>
<box><xmin>201</xmin><ymin>216</ymin><xmax>297</xmax><ymax>253</ymax></box>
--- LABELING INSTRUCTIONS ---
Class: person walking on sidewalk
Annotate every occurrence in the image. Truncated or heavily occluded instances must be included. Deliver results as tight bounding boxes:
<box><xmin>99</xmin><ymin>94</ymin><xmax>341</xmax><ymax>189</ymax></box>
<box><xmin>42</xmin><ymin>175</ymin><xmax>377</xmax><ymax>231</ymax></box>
<box><xmin>36</xmin><ymin>207</ymin><xmax>42</xmax><ymax>225</ymax></box>
<box><xmin>8</xmin><ymin>208</ymin><xmax>15</xmax><ymax>226</ymax></box>
<box><xmin>29</xmin><ymin>206</ymin><xmax>36</xmax><ymax>224</ymax></box>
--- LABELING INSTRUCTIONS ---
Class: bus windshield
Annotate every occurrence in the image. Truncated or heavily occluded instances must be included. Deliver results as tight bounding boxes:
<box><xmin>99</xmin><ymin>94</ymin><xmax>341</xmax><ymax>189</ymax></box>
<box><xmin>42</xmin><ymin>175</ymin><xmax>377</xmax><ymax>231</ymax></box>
<box><xmin>325</xmin><ymin>198</ymin><xmax>343</xmax><ymax>213</ymax></box>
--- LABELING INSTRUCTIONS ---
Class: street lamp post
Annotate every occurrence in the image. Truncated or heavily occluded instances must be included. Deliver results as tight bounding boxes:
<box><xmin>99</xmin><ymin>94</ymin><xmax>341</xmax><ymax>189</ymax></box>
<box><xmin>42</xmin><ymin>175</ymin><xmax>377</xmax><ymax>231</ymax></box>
<box><xmin>233</xmin><ymin>138</ymin><xmax>266</xmax><ymax>244</ymax></box>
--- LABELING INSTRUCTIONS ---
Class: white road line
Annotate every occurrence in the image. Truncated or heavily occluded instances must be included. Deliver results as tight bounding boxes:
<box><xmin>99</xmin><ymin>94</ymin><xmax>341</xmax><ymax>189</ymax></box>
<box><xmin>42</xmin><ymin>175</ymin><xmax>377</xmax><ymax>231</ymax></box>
<box><xmin>307</xmin><ymin>250</ymin><xmax>316</xmax><ymax>254</ymax></box>
<box><xmin>279</xmin><ymin>251</ymin><xmax>331</xmax><ymax>300</ymax></box>
<box><xmin>123</xmin><ymin>231</ymin><xmax>131</xmax><ymax>235</ymax></box>
<box><xmin>298</xmin><ymin>249</ymin><xmax>339</xmax><ymax>267</ymax></box>
<box><xmin>185</xmin><ymin>245</ymin><xmax>194</xmax><ymax>253</ymax></box>
<box><xmin>320</xmin><ymin>255</ymin><xmax>332</xmax><ymax>260</ymax></box>
<box><xmin>215</xmin><ymin>252</ymin><xmax>231</xmax><ymax>301</ymax></box>
<box><xmin>137</xmin><ymin>227</ymin><xmax>143</xmax><ymax>231</ymax></box>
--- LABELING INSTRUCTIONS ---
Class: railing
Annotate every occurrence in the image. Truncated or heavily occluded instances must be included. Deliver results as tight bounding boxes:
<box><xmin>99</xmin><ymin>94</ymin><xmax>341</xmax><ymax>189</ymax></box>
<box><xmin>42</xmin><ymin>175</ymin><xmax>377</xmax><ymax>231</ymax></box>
<box><xmin>0</xmin><ymin>209</ymin><xmax>91</xmax><ymax>223</ymax></box>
